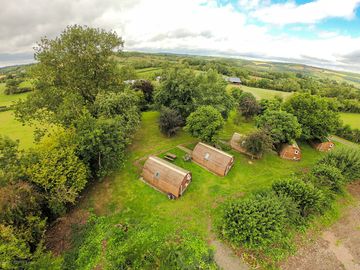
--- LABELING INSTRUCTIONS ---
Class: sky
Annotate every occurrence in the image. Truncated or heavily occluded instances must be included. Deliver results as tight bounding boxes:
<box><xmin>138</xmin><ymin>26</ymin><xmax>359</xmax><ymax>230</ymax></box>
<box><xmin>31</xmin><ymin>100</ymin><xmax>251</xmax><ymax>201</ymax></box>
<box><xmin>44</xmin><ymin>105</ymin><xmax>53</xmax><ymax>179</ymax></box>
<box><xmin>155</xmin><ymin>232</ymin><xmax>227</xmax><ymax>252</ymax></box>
<box><xmin>1</xmin><ymin>0</ymin><xmax>360</xmax><ymax>72</ymax></box>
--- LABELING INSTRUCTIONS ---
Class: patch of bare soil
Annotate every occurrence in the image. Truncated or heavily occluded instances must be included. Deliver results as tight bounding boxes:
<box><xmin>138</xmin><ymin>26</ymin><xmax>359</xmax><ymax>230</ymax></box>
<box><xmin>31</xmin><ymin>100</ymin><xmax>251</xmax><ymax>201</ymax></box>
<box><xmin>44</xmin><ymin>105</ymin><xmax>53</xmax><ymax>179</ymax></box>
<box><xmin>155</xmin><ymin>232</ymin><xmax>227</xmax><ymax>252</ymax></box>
<box><xmin>45</xmin><ymin>209</ymin><xmax>89</xmax><ymax>256</ymax></box>
<box><xmin>281</xmin><ymin>181</ymin><xmax>360</xmax><ymax>270</ymax></box>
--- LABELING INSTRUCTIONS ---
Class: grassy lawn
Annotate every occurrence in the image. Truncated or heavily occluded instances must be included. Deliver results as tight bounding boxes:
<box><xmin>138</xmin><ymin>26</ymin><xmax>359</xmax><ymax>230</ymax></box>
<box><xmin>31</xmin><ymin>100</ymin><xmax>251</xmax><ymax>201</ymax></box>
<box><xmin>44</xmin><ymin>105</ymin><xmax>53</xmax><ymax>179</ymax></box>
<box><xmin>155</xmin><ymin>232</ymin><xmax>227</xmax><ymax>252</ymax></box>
<box><xmin>340</xmin><ymin>112</ymin><xmax>360</xmax><ymax>129</ymax></box>
<box><xmin>0</xmin><ymin>82</ymin><xmax>31</xmax><ymax>107</ymax></box>
<box><xmin>66</xmin><ymin>111</ymin><xmax>325</xmax><ymax>262</ymax></box>
<box><xmin>0</xmin><ymin>110</ymin><xmax>35</xmax><ymax>148</ymax></box>
<box><xmin>227</xmin><ymin>84</ymin><xmax>294</xmax><ymax>100</ymax></box>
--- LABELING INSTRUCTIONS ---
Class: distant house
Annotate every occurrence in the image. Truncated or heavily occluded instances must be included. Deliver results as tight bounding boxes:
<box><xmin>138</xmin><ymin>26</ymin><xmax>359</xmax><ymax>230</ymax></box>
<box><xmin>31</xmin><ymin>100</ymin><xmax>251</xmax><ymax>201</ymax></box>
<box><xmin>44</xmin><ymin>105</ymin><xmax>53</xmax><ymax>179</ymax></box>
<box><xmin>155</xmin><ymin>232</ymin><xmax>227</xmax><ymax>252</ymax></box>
<box><xmin>279</xmin><ymin>142</ymin><xmax>301</xmax><ymax>161</ymax></box>
<box><xmin>142</xmin><ymin>156</ymin><xmax>192</xmax><ymax>199</ymax></box>
<box><xmin>230</xmin><ymin>132</ymin><xmax>261</xmax><ymax>159</ymax></box>
<box><xmin>192</xmin><ymin>142</ymin><xmax>234</xmax><ymax>176</ymax></box>
<box><xmin>226</xmin><ymin>77</ymin><xmax>242</xmax><ymax>84</ymax></box>
<box><xmin>310</xmin><ymin>138</ymin><xmax>334</xmax><ymax>152</ymax></box>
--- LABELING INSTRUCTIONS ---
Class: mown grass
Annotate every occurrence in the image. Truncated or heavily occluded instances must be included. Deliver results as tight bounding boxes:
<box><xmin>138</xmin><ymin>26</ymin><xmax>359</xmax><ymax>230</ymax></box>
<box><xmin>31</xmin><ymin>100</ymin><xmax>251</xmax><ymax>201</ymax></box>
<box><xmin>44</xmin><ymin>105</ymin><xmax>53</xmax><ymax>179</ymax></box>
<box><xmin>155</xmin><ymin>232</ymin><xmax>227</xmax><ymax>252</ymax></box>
<box><xmin>65</xmin><ymin>111</ymin><xmax>325</xmax><ymax>268</ymax></box>
<box><xmin>0</xmin><ymin>110</ymin><xmax>35</xmax><ymax>148</ymax></box>
<box><xmin>0</xmin><ymin>82</ymin><xmax>31</xmax><ymax>107</ymax></box>
<box><xmin>227</xmin><ymin>84</ymin><xmax>293</xmax><ymax>100</ymax></box>
<box><xmin>340</xmin><ymin>112</ymin><xmax>360</xmax><ymax>129</ymax></box>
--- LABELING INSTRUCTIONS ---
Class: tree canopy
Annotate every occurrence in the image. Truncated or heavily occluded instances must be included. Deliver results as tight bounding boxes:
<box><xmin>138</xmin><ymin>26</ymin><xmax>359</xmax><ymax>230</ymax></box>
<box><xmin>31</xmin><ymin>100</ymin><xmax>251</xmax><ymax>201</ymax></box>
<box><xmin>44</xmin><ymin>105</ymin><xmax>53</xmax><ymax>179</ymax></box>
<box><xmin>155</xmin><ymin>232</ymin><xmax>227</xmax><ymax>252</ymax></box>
<box><xmin>256</xmin><ymin>110</ymin><xmax>302</xmax><ymax>144</ymax></box>
<box><xmin>185</xmin><ymin>106</ymin><xmax>224</xmax><ymax>143</ymax></box>
<box><xmin>283</xmin><ymin>93</ymin><xmax>340</xmax><ymax>140</ymax></box>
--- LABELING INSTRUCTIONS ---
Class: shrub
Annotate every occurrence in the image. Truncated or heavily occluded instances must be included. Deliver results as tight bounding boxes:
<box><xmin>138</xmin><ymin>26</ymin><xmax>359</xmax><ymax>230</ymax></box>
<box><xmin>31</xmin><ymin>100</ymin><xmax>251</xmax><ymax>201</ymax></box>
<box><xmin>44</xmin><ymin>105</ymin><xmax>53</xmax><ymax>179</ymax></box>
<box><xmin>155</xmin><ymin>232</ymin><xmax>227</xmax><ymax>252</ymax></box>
<box><xmin>310</xmin><ymin>164</ymin><xmax>345</xmax><ymax>193</ymax></box>
<box><xmin>237</xmin><ymin>92</ymin><xmax>260</xmax><ymax>120</ymax></box>
<box><xmin>159</xmin><ymin>107</ymin><xmax>184</xmax><ymax>137</ymax></box>
<box><xmin>272</xmin><ymin>179</ymin><xmax>326</xmax><ymax>217</ymax></box>
<box><xmin>317</xmin><ymin>147</ymin><xmax>360</xmax><ymax>182</ymax></box>
<box><xmin>221</xmin><ymin>193</ymin><xmax>287</xmax><ymax>248</ymax></box>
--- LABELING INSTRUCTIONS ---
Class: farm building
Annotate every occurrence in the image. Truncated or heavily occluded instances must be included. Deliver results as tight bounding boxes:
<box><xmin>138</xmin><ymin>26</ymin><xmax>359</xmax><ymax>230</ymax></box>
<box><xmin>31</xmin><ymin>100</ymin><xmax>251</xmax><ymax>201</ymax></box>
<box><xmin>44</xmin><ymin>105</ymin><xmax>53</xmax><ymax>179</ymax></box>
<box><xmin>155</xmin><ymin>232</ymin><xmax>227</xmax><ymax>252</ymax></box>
<box><xmin>192</xmin><ymin>142</ymin><xmax>234</xmax><ymax>176</ymax></box>
<box><xmin>279</xmin><ymin>143</ymin><xmax>301</xmax><ymax>161</ymax></box>
<box><xmin>226</xmin><ymin>77</ymin><xmax>242</xmax><ymax>84</ymax></box>
<box><xmin>142</xmin><ymin>156</ymin><xmax>192</xmax><ymax>198</ymax></box>
<box><xmin>230</xmin><ymin>132</ymin><xmax>260</xmax><ymax>159</ymax></box>
<box><xmin>310</xmin><ymin>138</ymin><xmax>335</xmax><ymax>152</ymax></box>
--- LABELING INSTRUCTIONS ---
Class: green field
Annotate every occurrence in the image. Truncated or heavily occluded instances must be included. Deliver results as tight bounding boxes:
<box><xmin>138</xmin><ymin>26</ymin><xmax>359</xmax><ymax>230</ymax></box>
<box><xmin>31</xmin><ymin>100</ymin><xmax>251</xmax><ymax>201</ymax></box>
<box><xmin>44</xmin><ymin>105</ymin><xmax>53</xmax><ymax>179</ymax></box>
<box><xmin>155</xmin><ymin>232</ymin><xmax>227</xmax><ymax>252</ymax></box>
<box><xmin>0</xmin><ymin>110</ymin><xmax>35</xmax><ymax>148</ymax></box>
<box><xmin>340</xmin><ymin>113</ymin><xmax>360</xmax><ymax>129</ymax></box>
<box><xmin>227</xmin><ymin>84</ymin><xmax>293</xmax><ymax>100</ymax></box>
<box><xmin>0</xmin><ymin>82</ymin><xmax>31</xmax><ymax>107</ymax></box>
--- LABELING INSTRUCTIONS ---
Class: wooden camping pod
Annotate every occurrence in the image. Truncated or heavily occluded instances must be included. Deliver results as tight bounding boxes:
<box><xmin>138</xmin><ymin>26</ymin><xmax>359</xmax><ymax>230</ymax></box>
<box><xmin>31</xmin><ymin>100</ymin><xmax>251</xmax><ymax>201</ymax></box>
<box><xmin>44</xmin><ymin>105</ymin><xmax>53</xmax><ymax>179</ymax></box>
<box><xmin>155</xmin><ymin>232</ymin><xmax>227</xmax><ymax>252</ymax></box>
<box><xmin>142</xmin><ymin>156</ymin><xmax>191</xmax><ymax>198</ymax></box>
<box><xmin>192</xmin><ymin>142</ymin><xmax>234</xmax><ymax>176</ymax></box>
<box><xmin>279</xmin><ymin>143</ymin><xmax>301</xmax><ymax>161</ymax></box>
<box><xmin>230</xmin><ymin>132</ymin><xmax>261</xmax><ymax>159</ymax></box>
<box><xmin>310</xmin><ymin>138</ymin><xmax>335</xmax><ymax>152</ymax></box>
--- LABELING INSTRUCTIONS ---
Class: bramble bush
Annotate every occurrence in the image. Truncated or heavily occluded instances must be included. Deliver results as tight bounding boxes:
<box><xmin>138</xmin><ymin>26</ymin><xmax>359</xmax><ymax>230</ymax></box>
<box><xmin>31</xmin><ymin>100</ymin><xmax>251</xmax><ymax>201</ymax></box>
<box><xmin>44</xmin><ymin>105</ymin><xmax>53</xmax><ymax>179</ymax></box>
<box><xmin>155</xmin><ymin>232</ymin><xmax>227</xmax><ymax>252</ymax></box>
<box><xmin>310</xmin><ymin>164</ymin><xmax>345</xmax><ymax>193</ymax></box>
<box><xmin>221</xmin><ymin>192</ymin><xmax>288</xmax><ymax>248</ymax></box>
<box><xmin>272</xmin><ymin>179</ymin><xmax>326</xmax><ymax>218</ymax></box>
<box><xmin>317</xmin><ymin>147</ymin><xmax>360</xmax><ymax>182</ymax></box>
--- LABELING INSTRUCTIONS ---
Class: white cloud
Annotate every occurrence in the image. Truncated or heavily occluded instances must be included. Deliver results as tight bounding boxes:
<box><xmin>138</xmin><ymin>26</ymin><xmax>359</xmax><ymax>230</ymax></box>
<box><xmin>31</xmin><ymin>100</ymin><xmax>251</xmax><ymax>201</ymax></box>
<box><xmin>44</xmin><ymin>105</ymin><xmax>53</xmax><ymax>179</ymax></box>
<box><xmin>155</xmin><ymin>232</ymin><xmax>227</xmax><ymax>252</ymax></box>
<box><xmin>251</xmin><ymin>0</ymin><xmax>360</xmax><ymax>25</ymax></box>
<box><xmin>1</xmin><ymin>0</ymin><xmax>360</xmax><ymax>72</ymax></box>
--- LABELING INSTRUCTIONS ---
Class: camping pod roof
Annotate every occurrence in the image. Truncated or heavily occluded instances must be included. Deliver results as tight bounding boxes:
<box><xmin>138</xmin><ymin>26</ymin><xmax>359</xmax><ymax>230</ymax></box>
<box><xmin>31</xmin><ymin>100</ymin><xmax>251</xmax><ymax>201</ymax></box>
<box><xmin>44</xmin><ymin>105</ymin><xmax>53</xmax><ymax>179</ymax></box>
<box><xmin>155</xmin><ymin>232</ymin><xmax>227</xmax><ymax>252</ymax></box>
<box><xmin>143</xmin><ymin>156</ymin><xmax>190</xmax><ymax>187</ymax></box>
<box><xmin>192</xmin><ymin>142</ymin><xmax>234</xmax><ymax>176</ymax></box>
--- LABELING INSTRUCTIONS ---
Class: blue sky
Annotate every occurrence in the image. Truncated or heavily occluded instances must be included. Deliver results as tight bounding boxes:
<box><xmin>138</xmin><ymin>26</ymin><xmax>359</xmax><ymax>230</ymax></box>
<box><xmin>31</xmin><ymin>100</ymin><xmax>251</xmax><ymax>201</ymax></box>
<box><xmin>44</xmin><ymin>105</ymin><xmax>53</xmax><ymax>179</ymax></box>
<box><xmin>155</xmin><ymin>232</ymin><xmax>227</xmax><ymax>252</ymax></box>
<box><xmin>1</xmin><ymin>0</ymin><xmax>360</xmax><ymax>72</ymax></box>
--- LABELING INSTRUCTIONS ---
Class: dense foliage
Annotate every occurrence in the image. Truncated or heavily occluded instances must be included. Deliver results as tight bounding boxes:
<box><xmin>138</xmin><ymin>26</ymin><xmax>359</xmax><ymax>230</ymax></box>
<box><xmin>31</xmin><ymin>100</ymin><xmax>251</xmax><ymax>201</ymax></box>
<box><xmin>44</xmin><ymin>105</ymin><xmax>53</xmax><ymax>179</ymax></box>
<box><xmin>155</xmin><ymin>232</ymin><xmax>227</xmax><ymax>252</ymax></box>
<box><xmin>236</xmin><ymin>92</ymin><xmax>260</xmax><ymax>120</ymax></box>
<box><xmin>221</xmin><ymin>193</ymin><xmax>288</xmax><ymax>248</ymax></box>
<box><xmin>242</xmin><ymin>130</ymin><xmax>273</xmax><ymax>157</ymax></box>
<box><xmin>185</xmin><ymin>106</ymin><xmax>224</xmax><ymax>143</ymax></box>
<box><xmin>284</xmin><ymin>93</ymin><xmax>340</xmax><ymax>140</ymax></box>
<box><xmin>159</xmin><ymin>107</ymin><xmax>184</xmax><ymax>137</ymax></box>
<box><xmin>63</xmin><ymin>215</ymin><xmax>218</xmax><ymax>270</ymax></box>
<box><xmin>256</xmin><ymin>110</ymin><xmax>302</xmax><ymax>145</ymax></box>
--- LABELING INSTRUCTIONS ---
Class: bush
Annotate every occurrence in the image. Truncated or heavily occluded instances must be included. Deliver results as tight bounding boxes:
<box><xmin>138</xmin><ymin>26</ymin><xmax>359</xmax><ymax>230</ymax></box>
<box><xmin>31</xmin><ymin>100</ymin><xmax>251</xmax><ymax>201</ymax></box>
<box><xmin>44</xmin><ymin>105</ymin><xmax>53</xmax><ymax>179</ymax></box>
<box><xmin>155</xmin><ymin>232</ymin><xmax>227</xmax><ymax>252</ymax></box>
<box><xmin>310</xmin><ymin>164</ymin><xmax>345</xmax><ymax>193</ymax></box>
<box><xmin>317</xmin><ymin>147</ymin><xmax>360</xmax><ymax>182</ymax></box>
<box><xmin>221</xmin><ymin>193</ymin><xmax>288</xmax><ymax>248</ymax></box>
<box><xmin>159</xmin><ymin>107</ymin><xmax>184</xmax><ymax>137</ymax></box>
<box><xmin>272</xmin><ymin>179</ymin><xmax>326</xmax><ymax>217</ymax></box>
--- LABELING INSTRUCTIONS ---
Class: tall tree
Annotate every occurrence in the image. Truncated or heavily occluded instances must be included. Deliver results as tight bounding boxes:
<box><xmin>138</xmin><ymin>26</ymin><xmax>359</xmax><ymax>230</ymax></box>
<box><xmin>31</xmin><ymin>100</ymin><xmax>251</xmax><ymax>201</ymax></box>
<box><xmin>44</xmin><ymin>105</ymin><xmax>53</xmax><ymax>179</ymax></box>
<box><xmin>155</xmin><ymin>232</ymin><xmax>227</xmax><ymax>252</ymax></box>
<box><xmin>185</xmin><ymin>106</ymin><xmax>224</xmax><ymax>143</ymax></box>
<box><xmin>256</xmin><ymin>110</ymin><xmax>302</xmax><ymax>144</ymax></box>
<box><xmin>15</xmin><ymin>25</ymin><xmax>125</xmax><ymax>127</ymax></box>
<box><xmin>283</xmin><ymin>93</ymin><xmax>340</xmax><ymax>140</ymax></box>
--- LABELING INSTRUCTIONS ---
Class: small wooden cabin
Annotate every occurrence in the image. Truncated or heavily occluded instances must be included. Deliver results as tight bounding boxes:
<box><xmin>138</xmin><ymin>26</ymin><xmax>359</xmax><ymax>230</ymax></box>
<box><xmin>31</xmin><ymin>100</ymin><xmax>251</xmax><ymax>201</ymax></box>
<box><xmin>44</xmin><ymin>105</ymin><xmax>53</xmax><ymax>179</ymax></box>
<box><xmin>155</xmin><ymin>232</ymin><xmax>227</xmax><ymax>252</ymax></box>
<box><xmin>142</xmin><ymin>156</ymin><xmax>191</xmax><ymax>198</ymax></box>
<box><xmin>310</xmin><ymin>138</ymin><xmax>334</xmax><ymax>152</ymax></box>
<box><xmin>192</xmin><ymin>142</ymin><xmax>234</xmax><ymax>176</ymax></box>
<box><xmin>230</xmin><ymin>132</ymin><xmax>260</xmax><ymax>159</ymax></box>
<box><xmin>226</xmin><ymin>77</ymin><xmax>242</xmax><ymax>84</ymax></box>
<box><xmin>279</xmin><ymin>143</ymin><xmax>301</xmax><ymax>161</ymax></box>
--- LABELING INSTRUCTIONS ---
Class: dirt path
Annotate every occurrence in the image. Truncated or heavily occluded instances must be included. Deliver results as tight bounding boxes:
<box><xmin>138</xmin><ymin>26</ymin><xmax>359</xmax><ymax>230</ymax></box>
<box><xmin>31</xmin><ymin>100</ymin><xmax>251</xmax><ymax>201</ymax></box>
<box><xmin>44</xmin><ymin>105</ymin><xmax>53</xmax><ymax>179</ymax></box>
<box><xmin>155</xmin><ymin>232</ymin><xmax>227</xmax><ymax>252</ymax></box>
<box><xmin>208</xmin><ymin>222</ymin><xmax>249</xmax><ymax>270</ymax></box>
<box><xmin>281</xmin><ymin>181</ymin><xmax>360</xmax><ymax>270</ymax></box>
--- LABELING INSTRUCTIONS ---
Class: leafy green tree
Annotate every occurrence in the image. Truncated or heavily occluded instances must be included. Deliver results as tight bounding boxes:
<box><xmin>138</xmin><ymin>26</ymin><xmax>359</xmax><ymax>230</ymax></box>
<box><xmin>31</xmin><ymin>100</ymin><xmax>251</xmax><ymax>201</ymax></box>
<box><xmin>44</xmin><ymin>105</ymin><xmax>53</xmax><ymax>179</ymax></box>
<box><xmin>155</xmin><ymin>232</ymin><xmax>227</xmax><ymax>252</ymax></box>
<box><xmin>27</xmin><ymin>133</ymin><xmax>88</xmax><ymax>215</ymax></box>
<box><xmin>283</xmin><ymin>93</ymin><xmax>340</xmax><ymax>140</ymax></box>
<box><xmin>256</xmin><ymin>110</ymin><xmax>302</xmax><ymax>144</ymax></box>
<box><xmin>196</xmin><ymin>70</ymin><xmax>234</xmax><ymax>119</ymax></box>
<box><xmin>243</xmin><ymin>130</ymin><xmax>273</xmax><ymax>157</ymax></box>
<box><xmin>15</xmin><ymin>25</ymin><xmax>125</xmax><ymax>127</ymax></box>
<box><xmin>132</xmin><ymin>80</ymin><xmax>154</xmax><ymax>110</ymax></box>
<box><xmin>230</xmin><ymin>87</ymin><xmax>243</xmax><ymax>103</ymax></box>
<box><xmin>74</xmin><ymin>114</ymin><xmax>130</xmax><ymax>179</ymax></box>
<box><xmin>237</xmin><ymin>92</ymin><xmax>260</xmax><ymax>120</ymax></box>
<box><xmin>185</xmin><ymin>106</ymin><xmax>224</xmax><ymax>143</ymax></box>
<box><xmin>159</xmin><ymin>107</ymin><xmax>184</xmax><ymax>137</ymax></box>
<box><xmin>155</xmin><ymin>68</ymin><xmax>198</xmax><ymax>119</ymax></box>
<box><xmin>259</xmin><ymin>96</ymin><xmax>283</xmax><ymax>113</ymax></box>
